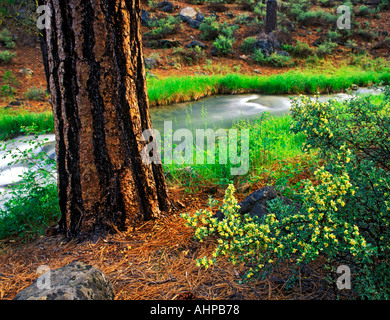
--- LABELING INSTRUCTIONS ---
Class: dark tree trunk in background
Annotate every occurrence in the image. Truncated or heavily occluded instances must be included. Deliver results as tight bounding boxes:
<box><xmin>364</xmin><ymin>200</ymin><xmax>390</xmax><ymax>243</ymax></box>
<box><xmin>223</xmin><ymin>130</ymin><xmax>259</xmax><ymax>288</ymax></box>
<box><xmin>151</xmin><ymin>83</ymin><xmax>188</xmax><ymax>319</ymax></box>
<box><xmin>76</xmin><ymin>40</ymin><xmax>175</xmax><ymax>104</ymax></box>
<box><xmin>265</xmin><ymin>0</ymin><xmax>278</xmax><ymax>34</ymax></box>
<box><xmin>39</xmin><ymin>30</ymin><xmax>50</xmax><ymax>93</ymax></box>
<box><xmin>38</xmin><ymin>0</ymin><xmax>50</xmax><ymax>93</ymax></box>
<box><xmin>45</xmin><ymin>0</ymin><xmax>171</xmax><ymax>241</ymax></box>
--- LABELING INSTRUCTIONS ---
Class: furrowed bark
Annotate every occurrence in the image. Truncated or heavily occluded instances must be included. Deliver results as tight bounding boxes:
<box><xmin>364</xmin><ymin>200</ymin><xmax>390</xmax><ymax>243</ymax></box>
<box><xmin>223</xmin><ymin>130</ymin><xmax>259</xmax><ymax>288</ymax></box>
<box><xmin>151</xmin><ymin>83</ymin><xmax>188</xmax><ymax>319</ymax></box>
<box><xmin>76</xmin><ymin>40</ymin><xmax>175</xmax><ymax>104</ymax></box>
<box><xmin>45</xmin><ymin>0</ymin><xmax>170</xmax><ymax>241</ymax></box>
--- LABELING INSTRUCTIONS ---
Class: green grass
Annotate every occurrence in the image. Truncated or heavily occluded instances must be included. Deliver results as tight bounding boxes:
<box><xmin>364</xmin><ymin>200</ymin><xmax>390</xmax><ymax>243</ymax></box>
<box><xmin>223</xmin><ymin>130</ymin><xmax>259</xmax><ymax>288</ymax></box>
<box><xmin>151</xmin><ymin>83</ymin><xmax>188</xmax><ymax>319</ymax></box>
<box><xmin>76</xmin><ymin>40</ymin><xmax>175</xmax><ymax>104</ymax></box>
<box><xmin>0</xmin><ymin>111</ymin><xmax>54</xmax><ymax>140</ymax></box>
<box><xmin>162</xmin><ymin>112</ymin><xmax>307</xmax><ymax>189</ymax></box>
<box><xmin>1</xmin><ymin>65</ymin><xmax>388</xmax><ymax>140</ymax></box>
<box><xmin>147</xmin><ymin>67</ymin><xmax>390</xmax><ymax>106</ymax></box>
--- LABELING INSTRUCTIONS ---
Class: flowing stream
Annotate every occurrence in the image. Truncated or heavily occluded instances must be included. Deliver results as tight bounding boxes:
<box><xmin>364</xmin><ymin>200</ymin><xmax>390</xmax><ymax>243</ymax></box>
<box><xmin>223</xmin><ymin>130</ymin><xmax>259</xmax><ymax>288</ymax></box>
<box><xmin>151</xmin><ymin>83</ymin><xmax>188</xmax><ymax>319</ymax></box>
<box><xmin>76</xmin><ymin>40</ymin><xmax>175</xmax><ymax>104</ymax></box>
<box><xmin>0</xmin><ymin>87</ymin><xmax>380</xmax><ymax>200</ymax></box>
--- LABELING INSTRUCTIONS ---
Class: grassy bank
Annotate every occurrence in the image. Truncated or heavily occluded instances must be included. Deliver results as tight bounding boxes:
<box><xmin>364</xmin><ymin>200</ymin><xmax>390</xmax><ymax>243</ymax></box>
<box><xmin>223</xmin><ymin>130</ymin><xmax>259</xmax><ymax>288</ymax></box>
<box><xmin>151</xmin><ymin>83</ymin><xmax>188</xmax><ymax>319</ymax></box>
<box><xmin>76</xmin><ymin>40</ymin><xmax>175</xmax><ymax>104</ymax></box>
<box><xmin>0</xmin><ymin>66</ymin><xmax>388</xmax><ymax>140</ymax></box>
<box><xmin>0</xmin><ymin>111</ymin><xmax>54</xmax><ymax>140</ymax></box>
<box><xmin>147</xmin><ymin>67</ymin><xmax>390</xmax><ymax>106</ymax></box>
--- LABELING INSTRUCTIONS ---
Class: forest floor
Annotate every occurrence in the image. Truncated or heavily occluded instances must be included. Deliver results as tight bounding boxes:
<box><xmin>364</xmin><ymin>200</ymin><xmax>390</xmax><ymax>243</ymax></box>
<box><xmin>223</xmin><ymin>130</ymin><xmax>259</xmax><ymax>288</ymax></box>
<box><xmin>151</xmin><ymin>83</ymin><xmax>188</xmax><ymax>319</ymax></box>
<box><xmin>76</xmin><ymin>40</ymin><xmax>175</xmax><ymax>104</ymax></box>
<box><xmin>0</xmin><ymin>185</ymin><xmax>348</xmax><ymax>300</ymax></box>
<box><xmin>0</xmin><ymin>157</ymin><xmax>354</xmax><ymax>300</ymax></box>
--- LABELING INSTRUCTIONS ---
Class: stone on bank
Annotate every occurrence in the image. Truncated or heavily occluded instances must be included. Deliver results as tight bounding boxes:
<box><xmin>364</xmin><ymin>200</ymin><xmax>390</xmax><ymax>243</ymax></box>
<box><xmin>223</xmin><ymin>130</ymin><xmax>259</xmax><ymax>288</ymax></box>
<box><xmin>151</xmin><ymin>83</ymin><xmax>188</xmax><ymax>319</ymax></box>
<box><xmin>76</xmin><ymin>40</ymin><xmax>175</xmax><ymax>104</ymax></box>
<box><xmin>13</xmin><ymin>261</ymin><xmax>114</xmax><ymax>300</ymax></box>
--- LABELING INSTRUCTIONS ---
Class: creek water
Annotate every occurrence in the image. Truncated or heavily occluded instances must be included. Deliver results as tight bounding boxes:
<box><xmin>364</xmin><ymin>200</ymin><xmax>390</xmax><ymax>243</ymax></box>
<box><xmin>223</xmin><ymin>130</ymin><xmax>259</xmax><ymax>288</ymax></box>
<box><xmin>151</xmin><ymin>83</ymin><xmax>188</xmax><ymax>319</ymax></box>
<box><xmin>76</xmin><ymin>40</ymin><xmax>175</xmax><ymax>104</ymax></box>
<box><xmin>0</xmin><ymin>87</ymin><xmax>380</xmax><ymax>200</ymax></box>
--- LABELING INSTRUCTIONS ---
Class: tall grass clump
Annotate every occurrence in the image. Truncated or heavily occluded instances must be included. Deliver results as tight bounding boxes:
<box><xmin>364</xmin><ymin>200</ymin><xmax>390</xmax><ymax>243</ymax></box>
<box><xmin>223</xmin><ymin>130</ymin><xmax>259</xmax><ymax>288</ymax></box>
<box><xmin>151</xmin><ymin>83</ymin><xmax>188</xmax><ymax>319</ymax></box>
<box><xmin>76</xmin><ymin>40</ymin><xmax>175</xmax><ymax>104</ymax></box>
<box><xmin>0</xmin><ymin>111</ymin><xmax>54</xmax><ymax>140</ymax></box>
<box><xmin>162</xmin><ymin>110</ymin><xmax>306</xmax><ymax>189</ymax></box>
<box><xmin>147</xmin><ymin>67</ymin><xmax>390</xmax><ymax>106</ymax></box>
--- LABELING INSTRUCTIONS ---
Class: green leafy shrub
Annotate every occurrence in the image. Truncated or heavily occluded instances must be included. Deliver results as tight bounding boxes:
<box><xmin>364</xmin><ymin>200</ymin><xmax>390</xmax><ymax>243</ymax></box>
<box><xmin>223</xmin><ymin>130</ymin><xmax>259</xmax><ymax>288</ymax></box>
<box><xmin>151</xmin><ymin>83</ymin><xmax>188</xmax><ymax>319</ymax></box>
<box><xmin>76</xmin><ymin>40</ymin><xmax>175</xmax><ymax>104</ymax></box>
<box><xmin>316</xmin><ymin>41</ymin><xmax>338</xmax><ymax>58</ymax></box>
<box><xmin>213</xmin><ymin>35</ymin><xmax>235</xmax><ymax>56</ymax></box>
<box><xmin>236</xmin><ymin>0</ymin><xmax>257</xmax><ymax>11</ymax></box>
<box><xmin>287</xmin><ymin>41</ymin><xmax>315</xmax><ymax>58</ymax></box>
<box><xmin>0</xmin><ymin>50</ymin><xmax>16</xmax><ymax>64</ymax></box>
<box><xmin>240</xmin><ymin>36</ymin><xmax>257</xmax><ymax>54</ymax></box>
<box><xmin>289</xmin><ymin>90</ymin><xmax>390</xmax><ymax>298</ymax></box>
<box><xmin>199</xmin><ymin>16</ymin><xmax>221</xmax><ymax>41</ymax></box>
<box><xmin>357</xmin><ymin>5</ymin><xmax>371</xmax><ymax>17</ymax></box>
<box><xmin>0</xmin><ymin>84</ymin><xmax>15</xmax><ymax>97</ymax></box>
<box><xmin>144</xmin><ymin>16</ymin><xmax>181</xmax><ymax>40</ymax></box>
<box><xmin>318</xmin><ymin>0</ymin><xmax>335</xmax><ymax>8</ymax></box>
<box><xmin>327</xmin><ymin>29</ymin><xmax>342</xmax><ymax>42</ymax></box>
<box><xmin>183</xmin><ymin>88</ymin><xmax>390</xmax><ymax>299</ymax></box>
<box><xmin>288</xmin><ymin>1</ymin><xmax>311</xmax><ymax>21</ymax></box>
<box><xmin>251</xmin><ymin>49</ymin><xmax>266</xmax><ymax>64</ymax></box>
<box><xmin>0</xmin><ymin>70</ymin><xmax>17</xmax><ymax>97</ymax></box>
<box><xmin>24</xmin><ymin>87</ymin><xmax>48</xmax><ymax>101</ymax></box>
<box><xmin>253</xmin><ymin>1</ymin><xmax>266</xmax><ymax>16</ymax></box>
<box><xmin>173</xmin><ymin>46</ymin><xmax>206</xmax><ymax>65</ymax></box>
<box><xmin>296</xmin><ymin>9</ymin><xmax>336</xmax><ymax>26</ymax></box>
<box><xmin>147</xmin><ymin>0</ymin><xmax>160</xmax><ymax>11</ymax></box>
<box><xmin>234</xmin><ymin>13</ymin><xmax>251</xmax><ymax>25</ymax></box>
<box><xmin>252</xmin><ymin>50</ymin><xmax>294</xmax><ymax>68</ymax></box>
<box><xmin>0</xmin><ymin>127</ymin><xmax>60</xmax><ymax>240</ymax></box>
<box><xmin>0</xmin><ymin>28</ymin><xmax>16</xmax><ymax>48</ymax></box>
<box><xmin>199</xmin><ymin>16</ymin><xmax>238</xmax><ymax>41</ymax></box>
<box><xmin>267</xmin><ymin>53</ymin><xmax>294</xmax><ymax>68</ymax></box>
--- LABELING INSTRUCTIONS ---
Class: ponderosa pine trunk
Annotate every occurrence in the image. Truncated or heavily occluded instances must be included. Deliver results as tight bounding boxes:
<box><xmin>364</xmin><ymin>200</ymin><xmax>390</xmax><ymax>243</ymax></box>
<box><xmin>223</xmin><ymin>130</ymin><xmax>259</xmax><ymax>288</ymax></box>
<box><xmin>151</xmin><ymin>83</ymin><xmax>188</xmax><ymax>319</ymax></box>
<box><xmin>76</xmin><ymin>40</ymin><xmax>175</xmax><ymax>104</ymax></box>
<box><xmin>45</xmin><ymin>0</ymin><xmax>170</xmax><ymax>240</ymax></box>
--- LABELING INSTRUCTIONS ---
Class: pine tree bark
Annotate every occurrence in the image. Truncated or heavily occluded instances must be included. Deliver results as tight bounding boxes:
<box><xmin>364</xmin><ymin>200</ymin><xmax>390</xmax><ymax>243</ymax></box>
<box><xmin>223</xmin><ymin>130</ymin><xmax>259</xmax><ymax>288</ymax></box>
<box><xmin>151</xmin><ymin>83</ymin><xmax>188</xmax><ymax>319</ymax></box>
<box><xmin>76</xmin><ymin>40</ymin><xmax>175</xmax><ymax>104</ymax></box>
<box><xmin>45</xmin><ymin>0</ymin><xmax>170</xmax><ymax>240</ymax></box>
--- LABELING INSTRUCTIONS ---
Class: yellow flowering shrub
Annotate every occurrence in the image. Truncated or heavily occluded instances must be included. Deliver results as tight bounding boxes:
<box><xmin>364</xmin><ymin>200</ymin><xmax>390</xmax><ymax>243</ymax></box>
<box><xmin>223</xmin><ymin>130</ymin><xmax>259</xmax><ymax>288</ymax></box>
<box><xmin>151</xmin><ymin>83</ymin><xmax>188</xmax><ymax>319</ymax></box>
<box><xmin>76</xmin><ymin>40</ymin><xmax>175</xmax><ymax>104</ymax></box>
<box><xmin>289</xmin><ymin>88</ymin><xmax>390</xmax><ymax>298</ymax></box>
<box><xmin>182</xmin><ymin>87</ymin><xmax>390</xmax><ymax>298</ymax></box>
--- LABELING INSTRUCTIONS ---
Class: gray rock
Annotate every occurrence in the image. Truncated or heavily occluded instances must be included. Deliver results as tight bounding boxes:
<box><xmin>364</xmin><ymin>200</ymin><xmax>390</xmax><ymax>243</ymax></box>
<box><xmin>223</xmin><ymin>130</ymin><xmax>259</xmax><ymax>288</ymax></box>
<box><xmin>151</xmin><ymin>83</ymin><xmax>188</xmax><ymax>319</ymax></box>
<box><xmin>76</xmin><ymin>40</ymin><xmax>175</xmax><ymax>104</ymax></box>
<box><xmin>141</xmin><ymin>9</ymin><xmax>151</xmax><ymax>26</ymax></box>
<box><xmin>8</xmin><ymin>100</ymin><xmax>23</xmax><ymax>106</ymax></box>
<box><xmin>186</xmin><ymin>40</ymin><xmax>206</xmax><ymax>49</ymax></box>
<box><xmin>180</xmin><ymin>9</ymin><xmax>202</xmax><ymax>29</ymax></box>
<box><xmin>179</xmin><ymin>6</ymin><xmax>197</xmax><ymax>21</ymax></box>
<box><xmin>187</xmin><ymin>19</ymin><xmax>201</xmax><ymax>29</ymax></box>
<box><xmin>195</xmin><ymin>13</ymin><xmax>205</xmax><ymax>22</ymax></box>
<box><xmin>225</xmin><ymin>12</ymin><xmax>235</xmax><ymax>19</ymax></box>
<box><xmin>144</xmin><ymin>57</ymin><xmax>157</xmax><ymax>69</ymax></box>
<box><xmin>254</xmin><ymin>40</ymin><xmax>274</xmax><ymax>57</ymax></box>
<box><xmin>253</xmin><ymin>33</ymin><xmax>281</xmax><ymax>57</ymax></box>
<box><xmin>156</xmin><ymin>1</ymin><xmax>174</xmax><ymax>13</ymax></box>
<box><xmin>313</xmin><ymin>40</ymin><xmax>322</xmax><ymax>47</ymax></box>
<box><xmin>14</xmin><ymin>261</ymin><xmax>114</xmax><ymax>300</ymax></box>
<box><xmin>215</xmin><ymin>186</ymin><xmax>295</xmax><ymax>221</ymax></box>
<box><xmin>210</xmin><ymin>47</ymin><xmax>219</xmax><ymax>56</ymax></box>
<box><xmin>19</xmin><ymin>67</ymin><xmax>33</xmax><ymax>76</ymax></box>
<box><xmin>237</xmin><ymin>186</ymin><xmax>278</xmax><ymax>219</ymax></box>
<box><xmin>276</xmin><ymin>50</ymin><xmax>291</xmax><ymax>57</ymax></box>
<box><xmin>147</xmin><ymin>39</ymin><xmax>182</xmax><ymax>49</ymax></box>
